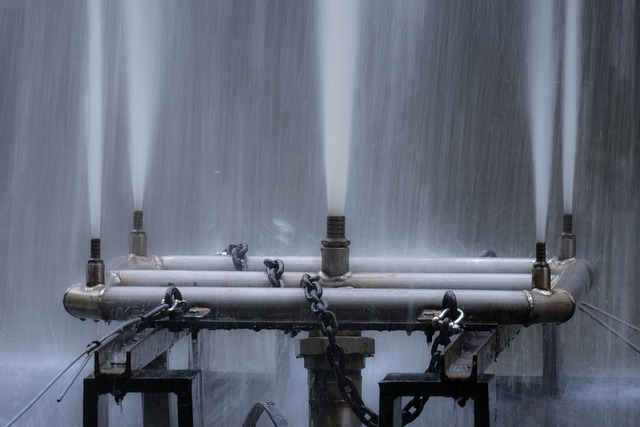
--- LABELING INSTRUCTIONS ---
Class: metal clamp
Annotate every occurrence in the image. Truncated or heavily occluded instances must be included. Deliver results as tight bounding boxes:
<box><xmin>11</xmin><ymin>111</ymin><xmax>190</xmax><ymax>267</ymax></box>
<box><xmin>432</xmin><ymin>308</ymin><xmax>465</xmax><ymax>334</ymax></box>
<box><xmin>162</xmin><ymin>285</ymin><xmax>187</xmax><ymax>316</ymax></box>
<box><xmin>431</xmin><ymin>291</ymin><xmax>464</xmax><ymax>334</ymax></box>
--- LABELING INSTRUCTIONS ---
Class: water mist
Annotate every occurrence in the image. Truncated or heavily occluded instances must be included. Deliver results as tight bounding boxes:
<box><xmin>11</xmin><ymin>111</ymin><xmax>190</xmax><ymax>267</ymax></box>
<box><xmin>562</xmin><ymin>0</ymin><xmax>582</xmax><ymax>215</ymax></box>
<box><xmin>86</xmin><ymin>0</ymin><xmax>104</xmax><ymax>238</ymax></box>
<box><xmin>318</xmin><ymin>0</ymin><xmax>359</xmax><ymax>216</ymax></box>
<box><xmin>125</xmin><ymin>0</ymin><xmax>160</xmax><ymax>211</ymax></box>
<box><xmin>527</xmin><ymin>0</ymin><xmax>558</xmax><ymax>243</ymax></box>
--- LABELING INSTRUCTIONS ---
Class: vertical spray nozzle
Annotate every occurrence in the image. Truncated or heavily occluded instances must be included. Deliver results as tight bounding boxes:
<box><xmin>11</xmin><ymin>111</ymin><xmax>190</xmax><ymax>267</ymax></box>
<box><xmin>90</xmin><ymin>238</ymin><xmax>101</xmax><ymax>259</ymax></box>
<box><xmin>557</xmin><ymin>213</ymin><xmax>576</xmax><ymax>260</ymax></box>
<box><xmin>129</xmin><ymin>210</ymin><xmax>147</xmax><ymax>257</ymax></box>
<box><xmin>321</xmin><ymin>216</ymin><xmax>350</xmax><ymax>278</ymax></box>
<box><xmin>86</xmin><ymin>238</ymin><xmax>104</xmax><ymax>287</ymax></box>
<box><xmin>133</xmin><ymin>210</ymin><xmax>143</xmax><ymax>230</ymax></box>
<box><xmin>563</xmin><ymin>213</ymin><xmax>572</xmax><ymax>234</ymax></box>
<box><xmin>532</xmin><ymin>241</ymin><xmax>551</xmax><ymax>291</ymax></box>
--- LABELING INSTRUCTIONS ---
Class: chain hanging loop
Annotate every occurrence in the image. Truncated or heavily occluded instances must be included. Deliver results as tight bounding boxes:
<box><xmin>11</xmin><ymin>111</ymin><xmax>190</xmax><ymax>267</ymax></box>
<box><xmin>227</xmin><ymin>242</ymin><xmax>249</xmax><ymax>271</ymax></box>
<box><xmin>264</xmin><ymin>258</ymin><xmax>286</xmax><ymax>287</ymax></box>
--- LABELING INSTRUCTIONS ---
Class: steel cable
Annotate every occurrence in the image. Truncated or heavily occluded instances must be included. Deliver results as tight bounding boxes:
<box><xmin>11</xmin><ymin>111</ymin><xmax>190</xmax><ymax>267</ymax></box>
<box><xmin>2</xmin><ymin>298</ymin><xmax>177</xmax><ymax>427</ymax></box>
<box><xmin>580</xmin><ymin>302</ymin><xmax>640</xmax><ymax>334</ymax></box>
<box><xmin>578</xmin><ymin>305</ymin><xmax>640</xmax><ymax>356</ymax></box>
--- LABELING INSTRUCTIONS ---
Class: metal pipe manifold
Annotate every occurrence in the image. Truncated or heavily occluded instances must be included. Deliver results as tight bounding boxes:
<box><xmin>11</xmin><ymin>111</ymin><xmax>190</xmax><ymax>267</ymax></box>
<box><xmin>63</xmin><ymin>259</ymin><xmax>596</xmax><ymax>328</ymax></box>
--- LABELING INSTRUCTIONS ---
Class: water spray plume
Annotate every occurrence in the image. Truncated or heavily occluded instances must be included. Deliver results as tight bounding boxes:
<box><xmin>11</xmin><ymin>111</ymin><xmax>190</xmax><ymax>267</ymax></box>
<box><xmin>527</xmin><ymin>0</ymin><xmax>558</xmax><ymax>243</ymax></box>
<box><xmin>126</xmin><ymin>0</ymin><xmax>159</xmax><ymax>211</ymax></box>
<box><xmin>562</xmin><ymin>0</ymin><xmax>582</xmax><ymax>215</ymax></box>
<box><xmin>86</xmin><ymin>0</ymin><xmax>104</xmax><ymax>239</ymax></box>
<box><xmin>319</xmin><ymin>0</ymin><xmax>359</xmax><ymax>216</ymax></box>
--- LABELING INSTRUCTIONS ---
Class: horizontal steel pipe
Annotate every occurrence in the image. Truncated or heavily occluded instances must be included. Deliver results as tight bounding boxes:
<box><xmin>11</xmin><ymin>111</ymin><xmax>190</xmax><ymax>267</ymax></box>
<box><xmin>109</xmin><ymin>270</ymin><xmax>537</xmax><ymax>291</ymax></box>
<box><xmin>63</xmin><ymin>285</ymin><xmax>530</xmax><ymax>327</ymax></box>
<box><xmin>112</xmin><ymin>255</ymin><xmax>535</xmax><ymax>274</ymax></box>
<box><xmin>64</xmin><ymin>260</ymin><xmax>596</xmax><ymax>329</ymax></box>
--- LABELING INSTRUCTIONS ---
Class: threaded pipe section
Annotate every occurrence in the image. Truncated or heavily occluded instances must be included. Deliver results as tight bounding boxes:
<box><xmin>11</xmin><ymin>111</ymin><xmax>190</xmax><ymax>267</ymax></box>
<box><xmin>90</xmin><ymin>238</ymin><xmax>101</xmax><ymax>259</ymax></box>
<box><xmin>563</xmin><ymin>214</ymin><xmax>573</xmax><ymax>234</ymax></box>
<box><xmin>326</xmin><ymin>216</ymin><xmax>346</xmax><ymax>240</ymax></box>
<box><xmin>536</xmin><ymin>241</ymin><xmax>546</xmax><ymax>263</ymax></box>
<box><xmin>134</xmin><ymin>210</ymin><xmax>144</xmax><ymax>230</ymax></box>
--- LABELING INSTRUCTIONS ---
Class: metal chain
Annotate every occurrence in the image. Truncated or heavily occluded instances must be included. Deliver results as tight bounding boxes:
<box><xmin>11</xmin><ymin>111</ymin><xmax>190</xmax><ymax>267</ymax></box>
<box><xmin>404</xmin><ymin>294</ymin><xmax>464</xmax><ymax>421</ymax></box>
<box><xmin>300</xmin><ymin>274</ymin><xmax>379</xmax><ymax>426</ymax></box>
<box><xmin>427</xmin><ymin>292</ymin><xmax>464</xmax><ymax>374</ymax></box>
<box><xmin>402</xmin><ymin>395</ymin><xmax>429</xmax><ymax>424</ymax></box>
<box><xmin>227</xmin><ymin>242</ymin><xmax>249</xmax><ymax>271</ymax></box>
<box><xmin>264</xmin><ymin>258</ymin><xmax>285</xmax><ymax>287</ymax></box>
<box><xmin>300</xmin><ymin>274</ymin><xmax>437</xmax><ymax>427</ymax></box>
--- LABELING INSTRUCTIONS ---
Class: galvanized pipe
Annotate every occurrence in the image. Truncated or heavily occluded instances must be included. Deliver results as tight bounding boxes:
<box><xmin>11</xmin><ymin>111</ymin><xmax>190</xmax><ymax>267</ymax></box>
<box><xmin>118</xmin><ymin>255</ymin><xmax>535</xmax><ymax>274</ymax></box>
<box><xmin>63</xmin><ymin>259</ymin><xmax>596</xmax><ymax>328</ymax></box>
<box><xmin>108</xmin><ymin>270</ymin><xmax>537</xmax><ymax>291</ymax></box>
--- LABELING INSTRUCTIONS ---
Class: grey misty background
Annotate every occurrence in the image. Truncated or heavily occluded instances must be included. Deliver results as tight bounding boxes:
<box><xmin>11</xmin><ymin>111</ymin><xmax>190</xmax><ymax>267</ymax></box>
<box><xmin>0</xmin><ymin>1</ymin><xmax>638</xmax><ymax>425</ymax></box>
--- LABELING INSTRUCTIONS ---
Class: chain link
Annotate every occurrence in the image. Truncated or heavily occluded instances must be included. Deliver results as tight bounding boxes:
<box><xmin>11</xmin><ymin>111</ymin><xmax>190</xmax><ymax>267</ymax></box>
<box><xmin>264</xmin><ymin>258</ymin><xmax>286</xmax><ymax>287</ymax></box>
<box><xmin>227</xmin><ymin>242</ymin><xmax>248</xmax><ymax>271</ymax></box>
<box><xmin>300</xmin><ymin>274</ymin><xmax>442</xmax><ymax>426</ymax></box>
<box><xmin>402</xmin><ymin>294</ymin><xmax>463</xmax><ymax>421</ymax></box>
<box><xmin>300</xmin><ymin>274</ymin><xmax>380</xmax><ymax>427</ymax></box>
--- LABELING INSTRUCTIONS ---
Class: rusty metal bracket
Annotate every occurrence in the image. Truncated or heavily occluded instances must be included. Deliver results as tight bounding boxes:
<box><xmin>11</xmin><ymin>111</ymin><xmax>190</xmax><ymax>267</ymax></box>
<box><xmin>94</xmin><ymin>326</ymin><xmax>188</xmax><ymax>378</ymax></box>
<box><xmin>440</xmin><ymin>326</ymin><xmax>520</xmax><ymax>381</ymax></box>
<box><xmin>379</xmin><ymin>372</ymin><xmax>495</xmax><ymax>427</ymax></box>
<box><xmin>84</xmin><ymin>369</ymin><xmax>202</xmax><ymax>427</ymax></box>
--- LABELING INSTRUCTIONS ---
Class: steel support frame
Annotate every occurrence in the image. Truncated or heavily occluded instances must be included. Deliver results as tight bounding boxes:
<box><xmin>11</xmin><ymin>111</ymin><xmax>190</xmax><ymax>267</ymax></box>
<box><xmin>440</xmin><ymin>326</ymin><xmax>520</xmax><ymax>381</ymax></box>
<box><xmin>83</xmin><ymin>369</ymin><xmax>202</xmax><ymax>427</ymax></box>
<box><xmin>542</xmin><ymin>324</ymin><xmax>563</xmax><ymax>396</ymax></box>
<box><xmin>379</xmin><ymin>373</ymin><xmax>495</xmax><ymax>427</ymax></box>
<box><xmin>82</xmin><ymin>325</ymin><xmax>202</xmax><ymax>427</ymax></box>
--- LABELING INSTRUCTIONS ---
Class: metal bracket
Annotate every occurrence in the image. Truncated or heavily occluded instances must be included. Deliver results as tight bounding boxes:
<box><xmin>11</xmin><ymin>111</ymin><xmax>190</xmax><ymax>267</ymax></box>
<box><xmin>84</xmin><ymin>369</ymin><xmax>202</xmax><ymax>427</ymax></box>
<box><xmin>379</xmin><ymin>372</ymin><xmax>495</xmax><ymax>427</ymax></box>
<box><xmin>440</xmin><ymin>326</ymin><xmax>520</xmax><ymax>381</ymax></box>
<box><xmin>95</xmin><ymin>326</ymin><xmax>188</xmax><ymax>378</ymax></box>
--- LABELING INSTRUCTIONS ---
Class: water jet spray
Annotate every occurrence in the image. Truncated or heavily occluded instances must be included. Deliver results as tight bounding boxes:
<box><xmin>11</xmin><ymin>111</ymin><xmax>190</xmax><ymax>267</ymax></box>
<box><xmin>562</xmin><ymin>0</ymin><xmax>583</xmax><ymax>216</ymax></box>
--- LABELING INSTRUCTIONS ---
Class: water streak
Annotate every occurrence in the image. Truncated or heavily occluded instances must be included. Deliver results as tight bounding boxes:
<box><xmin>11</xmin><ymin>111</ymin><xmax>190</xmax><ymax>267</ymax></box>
<box><xmin>527</xmin><ymin>0</ymin><xmax>558</xmax><ymax>242</ymax></box>
<box><xmin>125</xmin><ymin>1</ymin><xmax>159</xmax><ymax>211</ymax></box>
<box><xmin>86</xmin><ymin>0</ymin><xmax>103</xmax><ymax>238</ymax></box>
<box><xmin>562</xmin><ymin>0</ymin><xmax>582</xmax><ymax>215</ymax></box>
<box><xmin>318</xmin><ymin>0</ymin><xmax>359</xmax><ymax>216</ymax></box>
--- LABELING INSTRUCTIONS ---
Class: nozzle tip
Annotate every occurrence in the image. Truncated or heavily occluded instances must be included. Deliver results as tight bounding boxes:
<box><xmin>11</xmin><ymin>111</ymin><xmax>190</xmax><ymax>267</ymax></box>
<box><xmin>90</xmin><ymin>238</ymin><xmax>101</xmax><ymax>259</ymax></box>
<box><xmin>134</xmin><ymin>210</ymin><xmax>144</xmax><ymax>230</ymax></box>
<box><xmin>535</xmin><ymin>241</ymin><xmax>546</xmax><ymax>263</ymax></box>
<box><xmin>326</xmin><ymin>216</ymin><xmax>346</xmax><ymax>240</ymax></box>
<box><xmin>563</xmin><ymin>214</ymin><xmax>573</xmax><ymax>234</ymax></box>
